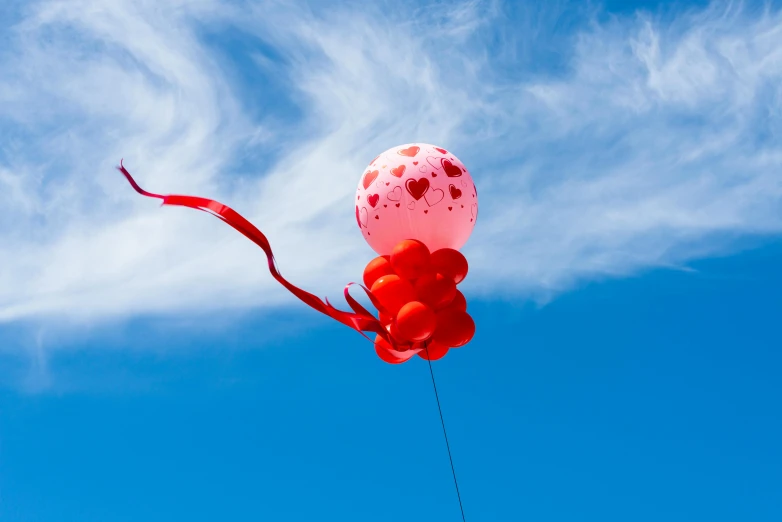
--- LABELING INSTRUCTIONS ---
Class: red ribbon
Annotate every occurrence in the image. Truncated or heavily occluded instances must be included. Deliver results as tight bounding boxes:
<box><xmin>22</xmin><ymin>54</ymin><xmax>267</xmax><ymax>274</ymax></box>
<box><xmin>117</xmin><ymin>160</ymin><xmax>410</xmax><ymax>352</ymax></box>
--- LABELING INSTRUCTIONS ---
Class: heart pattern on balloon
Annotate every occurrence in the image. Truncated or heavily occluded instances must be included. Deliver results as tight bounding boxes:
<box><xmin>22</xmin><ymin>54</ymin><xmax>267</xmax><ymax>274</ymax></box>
<box><xmin>434</xmin><ymin>147</ymin><xmax>448</xmax><ymax>154</ymax></box>
<box><xmin>367</xmin><ymin>194</ymin><xmax>379</xmax><ymax>208</ymax></box>
<box><xmin>359</xmin><ymin>206</ymin><xmax>368</xmax><ymax>227</ymax></box>
<box><xmin>449</xmin><ymin>184</ymin><xmax>462</xmax><ymax>200</ymax></box>
<box><xmin>424</xmin><ymin>188</ymin><xmax>444</xmax><ymax>207</ymax></box>
<box><xmin>407</xmin><ymin>200</ymin><xmax>415</xmax><ymax>210</ymax></box>
<box><xmin>387</xmin><ymin>186</ymin><xmax>402</xmax><ymax>201</ymax></box>
<box><xmin>390</xmin><ymin>165</ymin><xmax>406</xmax><ymax>178</ymax></box>
<box><xmin>426</xmin><ymin>156</ymin><xmax>441</xmax><ymax>170</ymax></box>
<box><xmin>442</xmin><ymin>159</ymin><xmax>462</xmax><ymax>177</ymax></box>
<box><xmin>362</xmin><ymin>170</ymin><xmax>379</xmax><ymax>189</ymax></box>
<box><xmin>397</xmin><ymin>146</ymin><xmax>420</xmax><ymax>157</ymax></box>
<box><xmin>405</xmin><ymin>178</ymin><xmax>430</xmax><ymax>200</ymax></box>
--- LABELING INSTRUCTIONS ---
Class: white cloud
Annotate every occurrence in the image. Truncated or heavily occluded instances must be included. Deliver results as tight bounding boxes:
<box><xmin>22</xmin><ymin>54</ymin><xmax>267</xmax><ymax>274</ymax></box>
<box><xmin>0</xmin><ymin>1</ymin><xmax>781</xmax><ymax>342</ymax></box>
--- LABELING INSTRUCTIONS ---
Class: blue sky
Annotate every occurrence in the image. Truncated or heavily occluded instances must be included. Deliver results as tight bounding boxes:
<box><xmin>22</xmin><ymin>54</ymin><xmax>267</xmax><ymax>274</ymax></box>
<box><xmin>1</xmin><ymin>0</ymin><xmax>781</xmax><ymax>520</ymax></box>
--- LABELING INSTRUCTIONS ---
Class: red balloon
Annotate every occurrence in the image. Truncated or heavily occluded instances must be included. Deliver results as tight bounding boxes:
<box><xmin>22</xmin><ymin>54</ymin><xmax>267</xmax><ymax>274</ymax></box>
<box><xmin>441</xmin><ymin>289</ymin><xmax>467</xmax><ymax>313</ymax></box>
<box><xmin>391</xmin><ymin>239</ymin><xmax>431</xmax><ymax>280</ymax></box>
<box><xmin>370</xmin><ymin>274</ymin><xmax>416</xmax><ymax>315</ymax></box>
<box><xmin>363</xmin><ymin>255</ymin><xmax>394</xmax><ymax>288</ymax></box>
<box><xmin>415</xmin><ymin>272</ymin><xmax>457</xmax><ymax>310</ymax></box>
<box><xmin>378</xmin><ymin>311</ymin><xmax>394</xmax><ymax>326</ymax></box>
<box><xmin>385</xmin><ymin>319</ymin><xmax>408</xmax><ymax>346</ymax></box>
<box><xmin>432</xmin><ymin>309</ymin><xmax>475</xmax><ymax>347</ymax></box>
<box><xmin>396</xmin><ymin>301</ymin><xmax>436</xmax><ymax>342</ymax></box>
<box><xmin>430</xmin><ymin>248</ymin><xmax>468</xmax><ymax>284</ymax></box>
<box><xmin>417</xmin><ymin>342</ymin><xmax>449</xmax><ymax>360</ymax></box>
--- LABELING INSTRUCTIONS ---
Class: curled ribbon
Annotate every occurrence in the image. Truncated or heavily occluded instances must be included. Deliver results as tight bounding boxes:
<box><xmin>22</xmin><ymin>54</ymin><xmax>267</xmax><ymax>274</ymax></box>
<box><xmin>117</xmin><ymin>160</ymin><xmax>419</xmax><ymax>356</ymax></box>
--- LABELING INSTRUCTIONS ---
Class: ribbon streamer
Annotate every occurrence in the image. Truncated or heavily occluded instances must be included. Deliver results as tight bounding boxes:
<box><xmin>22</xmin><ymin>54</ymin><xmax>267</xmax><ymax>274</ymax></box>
<box><xmin>117</xmin><ymin>160</ymin><xmax>417</xmax><ymax>353</ymax></box>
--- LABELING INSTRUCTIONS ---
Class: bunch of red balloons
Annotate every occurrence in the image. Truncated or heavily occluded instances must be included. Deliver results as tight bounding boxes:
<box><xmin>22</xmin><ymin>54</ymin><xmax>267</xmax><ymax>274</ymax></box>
<box><xmin>363</xmin><ymin>239</ymin><xmax>475</xmax><ymax>364</ymax></box>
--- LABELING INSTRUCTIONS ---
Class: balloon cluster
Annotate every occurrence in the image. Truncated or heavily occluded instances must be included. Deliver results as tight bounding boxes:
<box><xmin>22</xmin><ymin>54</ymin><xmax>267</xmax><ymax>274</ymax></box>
<box><xmin>363</xmin><ymin>239</ymin><xmax>475</xmax><ymax>364</ymax></box>
<box><xmin>117</xmin><ymin>140</ymin><xmax>478</xmax><ymax>367</ymax></box>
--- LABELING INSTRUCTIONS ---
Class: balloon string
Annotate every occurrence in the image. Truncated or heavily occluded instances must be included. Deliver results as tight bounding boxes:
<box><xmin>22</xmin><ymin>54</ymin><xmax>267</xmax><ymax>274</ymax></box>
<box><xmin>116</xmin><ymin>160</ymin><xmax>396</xmax><ymax>348</ymax></box>
<box><xmin>425</xmin><ymin>344</ymin><xmax>467</xmax><ymax>522</ymax></box>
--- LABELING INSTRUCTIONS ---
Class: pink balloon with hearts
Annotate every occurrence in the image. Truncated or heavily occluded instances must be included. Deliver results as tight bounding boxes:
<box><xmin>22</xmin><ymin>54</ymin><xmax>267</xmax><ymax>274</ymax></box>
<box><xmin>355</xmin><ymin>143</ymin><xmax>478</xmax><ymax>255</ymax></box>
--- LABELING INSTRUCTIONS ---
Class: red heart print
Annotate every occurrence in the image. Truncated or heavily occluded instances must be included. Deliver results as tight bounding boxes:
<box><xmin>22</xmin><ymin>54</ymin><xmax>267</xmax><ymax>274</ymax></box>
<box><xmin>405</xmin><ymin>178</ymin><xmax>430</xmax><ymax>200</ymax></box>
<box><xmin>431</xmin><ymin>173</ymin><xmax>437</xmax><ymax>178</ymax></box>
<box><xmin>390</xmin><ymin>165</ymin><xmax>406</xmax><ymax>178</ymax></box>
<box><xmin>362</xmin><ymin>170</ymin><xmax>379</xmax><ymax>189</ymax></box>
<box><xmin>413</xmin><ymin>161</ymin><xmax>418</xmax><ymax>165</ymax></box>
<box><xmin>368</xmin><ymin>194</ymin><xmax>379</xmax><ymax>208</ymax></box>
<box><xmin>435</xmin><ymin>147</ymin><xmax>447</xmax><ymax>154</ymax></box>
<box><xmin>395</xmin><ymin>203</ymin><xmax>400</xmax><ymax>207</ymax></box>
<box><xmin>449</xmin><ymin>184</ymin><xmax>462</xmax><ymax>200</ymax></box>
<box><xmin>383</xmin><ymin>204</ymin><xmax>387</xmax><ymax>208</ymax></box>
<box><xmin>442</xmin><ymin>159</ymin><xmax>462</xmax><ymax>177</ymax></box>
<box><xmin>448</xmin><ymin>206</ymin><xmax>452</xmax><ymax>211</ymax></box>
<box><xmin>424</xmin><ymin>210</ymin><xmax>429</xmax><ymax>214</ymax></box>
<box><xmin>375</xmin><ymin>215</ymin><xmax>379</xmax><ymax>220</ymax></box>
<box><xmin>355</xmin><ymin>205</ymin><xmax>361</xmax><ymax>228</ymax></box>
<box><xmin>398</xmin><ymin>146</ymin><xmax>420</xmax><ymax>157</ymax></box>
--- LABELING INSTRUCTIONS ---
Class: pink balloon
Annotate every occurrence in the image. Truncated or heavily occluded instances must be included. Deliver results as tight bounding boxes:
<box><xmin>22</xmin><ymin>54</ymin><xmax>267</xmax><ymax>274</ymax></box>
<box><xmin>355</xmin><ymin>143</ymin><xmax>478</xmax><ymax>255</ymax></box>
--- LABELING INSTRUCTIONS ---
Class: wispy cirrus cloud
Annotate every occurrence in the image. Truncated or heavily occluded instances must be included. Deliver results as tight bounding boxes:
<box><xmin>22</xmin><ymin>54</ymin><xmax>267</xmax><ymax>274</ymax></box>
<box><xmin>0</xmin><ymin>1</ymin><xmax>780</xmax><ymax>340</ymax></box>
